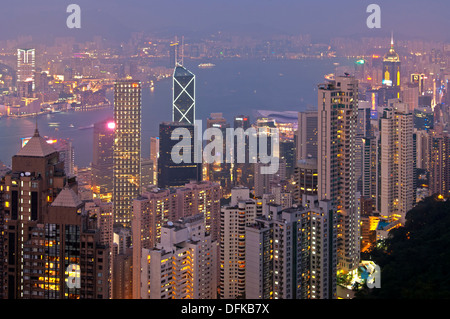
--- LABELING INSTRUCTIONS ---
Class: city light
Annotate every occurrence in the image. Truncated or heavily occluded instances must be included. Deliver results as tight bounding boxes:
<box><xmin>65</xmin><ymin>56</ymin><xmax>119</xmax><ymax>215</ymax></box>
<box><xmin>107</xmin><ymin>121</ymin><xmax>116</xmax><ymax>130</ymax></box>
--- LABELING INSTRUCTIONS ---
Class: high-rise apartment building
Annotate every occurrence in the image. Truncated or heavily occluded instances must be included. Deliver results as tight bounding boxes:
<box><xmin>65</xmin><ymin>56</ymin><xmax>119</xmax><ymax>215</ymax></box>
<box><xmin>318</xmin><ymin>75</ymin><xmax>360</xmax><ymax>273</ymax></box>
<box><xmin>113</xmin><ymin>80</ymin><xmax>141</xmax><ymax>227</ymax></box>
<box><xmin>379</xmin><ymin>100</ymin><xmax>414</xmax><ymax>224</ymax></box>
<box><xmin>292</xmin><ymin>157</ymin><xmax>318</xmax><ymax>205</ymax></box>
<box><xmin>427</xmin><ymin>129</ymin><xmax>450</xmax><ymax>198</ymax></box>
<box><xmin>1</xmin><ymin>129</ymin><xmax>109</xmax><ymax>299</ymax></box>
<box><xmin>245</xmin><ymin>194</ymin><xmax>337</xmax><ymax>299</ymax></box>
<box><xmin>176</xmin><ymin>181</ymin><xmax>222</xmax><ymax>242</ymax></box>
<box><xmin>219</xmin><ymin>188</ymin><xmax>263</xmax><ymax>299</ymax></box>
<box><xmin>141</xmin><ymin>214</ymin><xmax>217</xmax><ymax>299</ymax></box>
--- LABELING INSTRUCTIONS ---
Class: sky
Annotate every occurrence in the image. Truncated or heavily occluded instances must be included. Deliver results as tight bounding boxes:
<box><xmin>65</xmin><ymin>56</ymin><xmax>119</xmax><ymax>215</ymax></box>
<box><xmin>0</xmin><ymin>0</ymin><xmax>449</xmax><ymax>43</ymax></box>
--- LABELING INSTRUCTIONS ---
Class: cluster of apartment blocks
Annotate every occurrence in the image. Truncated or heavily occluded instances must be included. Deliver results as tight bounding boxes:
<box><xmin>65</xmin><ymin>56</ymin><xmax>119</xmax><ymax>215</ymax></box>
<box><xmin>133</xmin><ymin>186</ymin><xmax>337</xmax><ymax>300</ymax></box>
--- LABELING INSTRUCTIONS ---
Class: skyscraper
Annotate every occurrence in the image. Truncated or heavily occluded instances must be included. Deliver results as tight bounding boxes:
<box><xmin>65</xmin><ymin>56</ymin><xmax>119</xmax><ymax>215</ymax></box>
<box><xmin>140</xmin><ymin>214</ymin><xmax>217</xmax><ymax>299</ymax></box>
<box><xmin>318</xmin><ymin>75</ymin><xmax>360</xmax><ymax>274</ymax></box>
<box><xmin>232</xmin><ymin>115</ymin><xmax>252</xmax><ymax>188</ymax></box>
<box><xmin>296</xmin><ymin>111</ymin><xmax>318</xmax><ymax>160</ymax></box>
<box><xmin>219</xmin><ymin>188</ymin><xmax>263</xmax><ymax>299</ymax></box>
<box><xmin>1</xmin><ymin>128</ymin><xmax>109</xmax><ymax>299</ymax></box>
<box><xmin>17</xmin><ymin>48</ymin><xmax>35</xmax><ymax>91</ymax></box>
<box><xmin>427</xmin><ymin>129</ymin><xmax>450</xmax><ymax>198</ymax></box>
<box><xmin>379</xmin><ymin>100</ymin><xmax>414</xmax><ymax>224</ymax></box>
<box><xmin>382</xmin><ymin>34</ymin><xmax>401</xmax><ymax>100</ymax></box>
<box><xmin>92</xmin><ymin>118</ymin><xmax>115</xmax><ymax>202</ymax></box>
<box><xmin>150</xmin><ymin>137</ymin><xmax>159</xmax><ymax>185</ymax></box>
<box><xmin>205</xmin><ymin>113</ymin><xmax>232</xmax><ymax>193</ymax></box>
<box><xmin>157</xmin><ymin>122</ymin><xmax>201</xmax><ymax>189</ymax></box>
<box><xmin>245</xmin><ymin>194</ymin><xmax>337</xmax><ymax>299</ymax></box>
<box><xmin>173</xmin><ymin>65</ymin><xmax>195</xmax><ymax>124</ymax></box>
<box><xmin>113</xmin><ymin>80</ymin><xmax>141</xmax><ymax>227</ymax></box>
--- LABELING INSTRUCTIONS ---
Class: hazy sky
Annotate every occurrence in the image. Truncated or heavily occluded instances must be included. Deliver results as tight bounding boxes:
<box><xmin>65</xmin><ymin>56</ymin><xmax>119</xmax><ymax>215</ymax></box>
<box><xmin>1</xmin><ymin>0</ymin><xmax>449</xmax><ymax>43</ymax></box>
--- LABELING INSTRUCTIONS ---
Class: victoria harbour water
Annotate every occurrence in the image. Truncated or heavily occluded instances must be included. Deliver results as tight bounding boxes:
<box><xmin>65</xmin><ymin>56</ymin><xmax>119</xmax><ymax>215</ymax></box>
<box><xmin>0</xmin><ymin>58</ymin><xmax>352</xmax><ymax>167</ymax></box>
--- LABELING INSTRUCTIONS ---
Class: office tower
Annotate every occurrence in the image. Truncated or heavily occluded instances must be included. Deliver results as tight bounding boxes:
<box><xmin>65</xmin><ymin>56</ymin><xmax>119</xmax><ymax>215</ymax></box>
<box><xmin>113</xmin><ymin>80</ymin><xmax>141</xmax><ymax>227</ymax></box>
<box><xmin>157</xmin><ymin>122</ymin><xmax>202</xmax><ymax>189</ymax></box>
<box><xmin>292</xmin><ymin>157</ymin><xmax>318</xmax><ymax>205</ymax></box>
<box><xmin>173</xmin><ymin>65</ymin><xmax>195</xmax><ymax>124</ymax></box>
<box><xmin>427</xmin><ymin>130</ymin><xmax>450</xmax><ymax>198</ymax></box>
<box><xmin>150</xmin><ymin>137</ymin><xmax>159</xmax><ymax>185</ymax></box>
<box><xmin>245</xmin><ymin>194</ymin><xmax>337</xmax><ymax>299</ymax></box>
<box><xmin>140</xmin><ymin>214</ymin><xmax>217</xmax><ymax>299</ymax></box>
<box><xmin>92</xmin><ymin>118</ymin><xmax>115</xmax><ymax>202</ymax></box>
<box><xmin>379</xmin><ymin>100</ymin><xmax>414</xmax><ymax>224</ymax></box>
<box><xmin>17</xmin><ymin>48</ymin><xmax>35</xmax><ymax>91</ymax></box>
<box><xmin>233</xmin><ymin>115</ymin><xmax>252</xmax><ymax>188</ymax></box>
<box><xmin>219</xmin><ymin>188</ymin><xmax>263</xmax><ymax>299</ymax></box>
<box><xmin>140</xmin><ymin>158</ymin><xmax>154</xmax><ymax>189</ymax></box>
<box><xmin>176</xmin><ymin>180</ymin><xmax>222</xmax><ymax>242</ymax></box>
<box><xmin>382</xmin><ymin>35</ymin><xmax>401</xmax><ymax>89</ymax></box>
<box><xmin>318</xmin><ymin>75</ymin><xmax>360</xmax><ymax>274</ymax></box>
<box><xmin>296</xmin><ymin>111</ymin><xmax>318</xmax><ymax>160</ymax></box>
<box><xmin>205</xmin><ymin>113</ymin><xmax>232</xmax><ymax>193</ymax></box>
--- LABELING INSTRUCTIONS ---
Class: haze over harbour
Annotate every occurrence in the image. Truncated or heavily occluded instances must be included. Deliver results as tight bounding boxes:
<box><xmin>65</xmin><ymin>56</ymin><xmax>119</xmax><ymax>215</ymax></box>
<box><xmin>0</xmin><ymin>57</ymin><xmax>351</xmax><ymax>167</ymax></box>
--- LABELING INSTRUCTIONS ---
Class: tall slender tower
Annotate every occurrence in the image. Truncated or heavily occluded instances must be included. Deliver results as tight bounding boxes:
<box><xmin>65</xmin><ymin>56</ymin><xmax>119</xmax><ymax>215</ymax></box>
<box><xmin>318</xmin><ymin>75</ymin><xmax>360</xmax><ymax>274</ymax></box>
<box><xmin>382</xmin><ymin>33</ymin><xmax>401</xmax><ymax>100</ymax></box>
<box><xmin>173</xmin><ymin>65</ymin><xmax>195</xmax><ymax>124</ymax></box>
<box><xmin>379</xmin><ymin>100</ymin><xmax>414</xmax><ymax>224</ymax></box>
<box><xmin>113</xmin><ymin>80</ymin><xmax>141</xmax><ymax>227</ymax></box>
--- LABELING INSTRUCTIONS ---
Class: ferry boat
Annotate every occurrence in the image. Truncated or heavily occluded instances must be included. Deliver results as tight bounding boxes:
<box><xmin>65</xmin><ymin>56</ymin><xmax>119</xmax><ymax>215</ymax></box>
<box><xmin>198</xmin><ymin>63</ymin><xmax>216</xmax><ymax>69</ymax></box>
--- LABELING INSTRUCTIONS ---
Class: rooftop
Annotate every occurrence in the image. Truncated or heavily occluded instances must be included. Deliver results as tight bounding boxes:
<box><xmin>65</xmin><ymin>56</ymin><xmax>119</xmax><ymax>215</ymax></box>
<box><xmin>16</xmin><ymin>128</ymin><xmax>57</xmax><ymax>158</ymax></box>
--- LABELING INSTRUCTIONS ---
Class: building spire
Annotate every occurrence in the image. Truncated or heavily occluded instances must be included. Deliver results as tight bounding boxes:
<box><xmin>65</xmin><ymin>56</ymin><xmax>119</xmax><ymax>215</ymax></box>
<box><xmin>391</xmin><ymin>31</ymin><xmax>394</xmax><ymax>50</ymax></box>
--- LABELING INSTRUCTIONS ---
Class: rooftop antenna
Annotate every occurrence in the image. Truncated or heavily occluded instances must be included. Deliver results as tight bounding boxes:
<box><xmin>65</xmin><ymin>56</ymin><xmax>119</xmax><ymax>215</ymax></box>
<box><xmin>391</xmin><ymin>31</ymin><xmax>394</xmax><ymax>50</ymax></box>
<box><xmin>181</xmin><ymin>35</ymin><xmax>185</xmax><ymax>66</ymax></box>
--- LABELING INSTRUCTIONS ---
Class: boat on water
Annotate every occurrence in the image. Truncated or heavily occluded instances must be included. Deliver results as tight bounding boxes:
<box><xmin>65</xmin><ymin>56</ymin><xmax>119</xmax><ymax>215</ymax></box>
<box><xmin>78</xmin><ymin>124</ymin><xmax>94</xmax><ymax>130</ymax></box>
<box><xmin>198</xmin><ymin>63</ymin><xmax>216</xmax><ymax>69</ymax></box>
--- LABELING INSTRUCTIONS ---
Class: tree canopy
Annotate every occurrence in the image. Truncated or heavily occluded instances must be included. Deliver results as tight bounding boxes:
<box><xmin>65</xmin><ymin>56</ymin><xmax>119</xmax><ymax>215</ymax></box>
<box><xmin>356</xmin><ymin>196</ymin><xmax>450</xmax><ymax>299</ymax></box>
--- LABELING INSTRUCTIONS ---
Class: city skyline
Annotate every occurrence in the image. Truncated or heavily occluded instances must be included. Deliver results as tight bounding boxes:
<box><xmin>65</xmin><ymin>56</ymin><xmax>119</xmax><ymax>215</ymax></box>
<box><xmin>2</xmin><ymin>0</ymin><xmax>450</xmax><ymax>307</ymax></box>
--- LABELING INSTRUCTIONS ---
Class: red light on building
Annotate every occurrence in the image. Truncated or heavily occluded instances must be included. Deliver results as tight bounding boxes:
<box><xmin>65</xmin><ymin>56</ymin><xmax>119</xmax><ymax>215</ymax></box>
<box><xmin>107</xmin><ymin>122</ymin><xmax>116</xmax><ymax>130</ymax></box>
